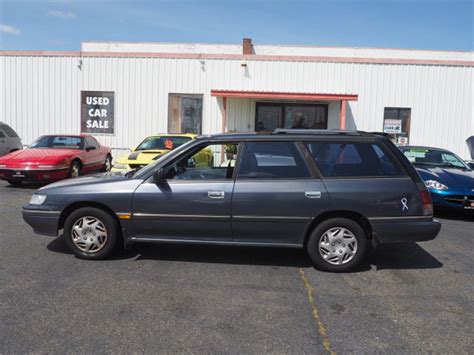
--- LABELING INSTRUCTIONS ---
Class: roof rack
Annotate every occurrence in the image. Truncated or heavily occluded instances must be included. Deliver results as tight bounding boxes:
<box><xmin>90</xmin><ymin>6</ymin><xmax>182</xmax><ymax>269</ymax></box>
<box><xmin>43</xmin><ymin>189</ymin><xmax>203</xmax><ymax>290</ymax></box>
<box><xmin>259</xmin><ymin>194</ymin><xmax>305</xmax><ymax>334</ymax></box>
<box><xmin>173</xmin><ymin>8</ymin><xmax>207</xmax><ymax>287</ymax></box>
<box><xmin>273</xmin><ymin>128</ymin><xmax>361</xmax><ymax>136</ymax></box>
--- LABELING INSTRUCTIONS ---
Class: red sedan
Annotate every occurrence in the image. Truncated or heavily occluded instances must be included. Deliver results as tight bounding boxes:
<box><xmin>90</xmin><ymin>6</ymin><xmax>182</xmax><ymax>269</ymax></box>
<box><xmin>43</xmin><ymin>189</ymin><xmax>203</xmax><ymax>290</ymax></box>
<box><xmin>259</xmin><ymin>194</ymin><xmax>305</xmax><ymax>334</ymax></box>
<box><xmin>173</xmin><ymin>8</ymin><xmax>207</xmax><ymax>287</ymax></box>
<box><xmin>0</xmin><ymin>134</ymin><xmax>112</xmax><ymax>186</ymax></box>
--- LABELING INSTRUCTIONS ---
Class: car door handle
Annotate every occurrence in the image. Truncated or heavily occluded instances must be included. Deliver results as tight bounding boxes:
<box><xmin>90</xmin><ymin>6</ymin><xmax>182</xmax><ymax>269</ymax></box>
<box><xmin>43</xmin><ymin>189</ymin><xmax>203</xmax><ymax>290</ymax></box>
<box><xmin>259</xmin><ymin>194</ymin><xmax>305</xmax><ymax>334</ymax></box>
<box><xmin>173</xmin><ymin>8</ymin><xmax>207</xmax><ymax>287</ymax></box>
<box><xmin>305</xmin><ymin>191</ymin><xmax>322</xmax><ymax>199</ymax></box>
<box><xmin>208</xmin><ymin>191</ymin><xmax>225</xmax><ymax>199</ymax></box>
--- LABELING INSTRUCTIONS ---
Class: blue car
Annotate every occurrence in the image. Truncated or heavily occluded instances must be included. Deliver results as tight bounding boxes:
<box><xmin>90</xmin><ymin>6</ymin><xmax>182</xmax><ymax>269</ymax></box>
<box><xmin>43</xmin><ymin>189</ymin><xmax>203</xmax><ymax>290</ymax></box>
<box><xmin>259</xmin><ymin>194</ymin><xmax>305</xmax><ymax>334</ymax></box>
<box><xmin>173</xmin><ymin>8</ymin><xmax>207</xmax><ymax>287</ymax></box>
<box><xmin>400</xmin><ymin>146</ymin><xmax>474</xmax><ymax>210</ymax></box>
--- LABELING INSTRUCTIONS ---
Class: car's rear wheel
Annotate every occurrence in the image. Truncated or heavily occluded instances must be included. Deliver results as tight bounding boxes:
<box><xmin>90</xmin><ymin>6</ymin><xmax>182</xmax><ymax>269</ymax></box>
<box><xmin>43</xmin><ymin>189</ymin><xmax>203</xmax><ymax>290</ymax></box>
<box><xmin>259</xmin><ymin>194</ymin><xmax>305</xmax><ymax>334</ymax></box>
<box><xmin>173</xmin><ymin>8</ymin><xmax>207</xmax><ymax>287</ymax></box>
<box><xmin>102</xmin><ymin>155</ymin><xmax>112</xmax><ymax>172</ymax></box>
<box><xmin>7</xmin><ymin>180</ymin><xmax>22</xmax><ymax>187</ymax></box>
<box><xmin>307</xmin><ymin>218</ymin><xmax>368</xmax><ymax>272</ymax></box>
<box><xmin>68</xmin><ymin>161</ymin><xmax>81</xmax><ymax>178</ymax></box>
<box><xmin>64</xmin><ymin>207</ymin><xmax>119</xmax><ymax>260</ymax></box>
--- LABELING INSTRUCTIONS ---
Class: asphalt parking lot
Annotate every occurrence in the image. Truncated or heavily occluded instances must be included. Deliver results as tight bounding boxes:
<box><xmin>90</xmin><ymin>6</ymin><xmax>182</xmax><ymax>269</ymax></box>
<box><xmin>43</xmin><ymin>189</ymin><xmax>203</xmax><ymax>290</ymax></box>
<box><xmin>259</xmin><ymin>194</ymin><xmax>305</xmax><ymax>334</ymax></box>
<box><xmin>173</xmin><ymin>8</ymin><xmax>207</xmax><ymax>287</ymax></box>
<box><xmin>0</xmin><ymin>181</ymin><xmax>473</xmax><ymax>354</ymax></box>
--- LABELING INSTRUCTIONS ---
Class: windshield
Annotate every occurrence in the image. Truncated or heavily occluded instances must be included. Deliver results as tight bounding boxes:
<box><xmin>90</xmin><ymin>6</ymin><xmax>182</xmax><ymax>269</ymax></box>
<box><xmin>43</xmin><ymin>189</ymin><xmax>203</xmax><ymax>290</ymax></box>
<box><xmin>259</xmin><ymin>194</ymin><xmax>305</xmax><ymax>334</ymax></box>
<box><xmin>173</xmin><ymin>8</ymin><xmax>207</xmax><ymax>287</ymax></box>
<box><xmin>132</xmin><ymin>139</ymin><xmax>196</xmax><ymax>179</ymax></box>
<box><xmin>30</xmin><ymin>136</ymin><xmax>83</xmax><ymax>149</ymax></box>
<box><xmin>402</xmin><ymin>148</ymin><xmax>469</xmax><ymax>169</ymax></box>
<box><xmin>135</xmin><ymin>136</ymin><xmax>192</xmax><ymax>151</ymax></box>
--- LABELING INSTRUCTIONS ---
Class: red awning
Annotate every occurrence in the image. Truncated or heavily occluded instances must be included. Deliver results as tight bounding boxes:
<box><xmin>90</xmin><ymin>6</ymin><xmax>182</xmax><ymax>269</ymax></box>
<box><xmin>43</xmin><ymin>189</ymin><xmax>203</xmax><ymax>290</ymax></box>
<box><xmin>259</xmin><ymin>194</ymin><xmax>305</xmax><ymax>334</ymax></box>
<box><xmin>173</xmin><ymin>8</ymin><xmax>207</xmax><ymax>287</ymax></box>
<box><xmin>211</xmin><ymin>90</ymin><xmax>358</xmax><ymax>101</ymax></box>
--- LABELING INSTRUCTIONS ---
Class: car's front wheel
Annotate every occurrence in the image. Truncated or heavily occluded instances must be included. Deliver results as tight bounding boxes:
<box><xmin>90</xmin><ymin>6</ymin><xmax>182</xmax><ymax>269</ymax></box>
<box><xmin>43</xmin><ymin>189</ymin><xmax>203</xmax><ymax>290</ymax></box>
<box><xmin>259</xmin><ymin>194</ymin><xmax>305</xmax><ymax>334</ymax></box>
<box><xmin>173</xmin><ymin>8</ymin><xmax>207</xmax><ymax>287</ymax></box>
<box><xmin>307</xmin><ymin>218</ymin><xmax>368</xmax><ymax>272</ymax></box>
<box><xmin>64</xmin><ymin>207</ymin><xmax>119</xmax><ymax>259</ymax></box>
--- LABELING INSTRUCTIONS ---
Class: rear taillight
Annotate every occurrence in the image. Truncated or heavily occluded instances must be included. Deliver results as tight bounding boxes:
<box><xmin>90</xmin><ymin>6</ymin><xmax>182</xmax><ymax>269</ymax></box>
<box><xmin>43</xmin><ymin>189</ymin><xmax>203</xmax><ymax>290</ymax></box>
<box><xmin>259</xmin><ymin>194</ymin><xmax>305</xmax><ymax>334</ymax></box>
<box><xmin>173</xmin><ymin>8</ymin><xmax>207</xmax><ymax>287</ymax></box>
<box><xmin>420</xmin><ymin>190</ymin><xmax>433</xmax><ymax>216</ymax></box>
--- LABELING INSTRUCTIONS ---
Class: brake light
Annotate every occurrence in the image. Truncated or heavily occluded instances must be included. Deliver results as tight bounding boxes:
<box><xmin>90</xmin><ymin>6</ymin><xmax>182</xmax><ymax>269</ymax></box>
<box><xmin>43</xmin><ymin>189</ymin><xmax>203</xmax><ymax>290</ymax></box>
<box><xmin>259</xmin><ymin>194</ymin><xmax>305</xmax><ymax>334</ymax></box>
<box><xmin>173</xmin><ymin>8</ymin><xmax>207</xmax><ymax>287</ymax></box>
<box><xmin>420</xmin><ymin>190</ymin><xmax>433</xmax><ymax>216</ymax></box>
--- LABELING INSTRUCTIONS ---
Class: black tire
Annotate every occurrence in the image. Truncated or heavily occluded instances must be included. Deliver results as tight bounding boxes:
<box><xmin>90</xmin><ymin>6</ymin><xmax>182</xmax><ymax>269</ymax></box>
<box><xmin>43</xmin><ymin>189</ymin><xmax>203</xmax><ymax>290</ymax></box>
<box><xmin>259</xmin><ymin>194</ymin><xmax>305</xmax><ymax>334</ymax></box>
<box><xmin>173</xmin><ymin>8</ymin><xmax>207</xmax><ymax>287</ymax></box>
<box><xmin>307</xmin><ymin>218</ymin><xmax>368</xmax><ymax>272</ymax></box>
<box><xmin>7</xmin><ymin>180</ymin><xmax>22</xmax><ymax>187</ymax></box>
<box><xmin>101</xmin><ymin>154</ymin><xmax>112</xmax><ymax>172</ymax></box>
<box><xmin>64</xmin><ymin>207</ymin><xmax>119</xmax><ymax>260</ymax></box>
<box><xmin>68</xmin><ymin>160</ymin><xmax>81</xmax><ymax>178</ymax></box>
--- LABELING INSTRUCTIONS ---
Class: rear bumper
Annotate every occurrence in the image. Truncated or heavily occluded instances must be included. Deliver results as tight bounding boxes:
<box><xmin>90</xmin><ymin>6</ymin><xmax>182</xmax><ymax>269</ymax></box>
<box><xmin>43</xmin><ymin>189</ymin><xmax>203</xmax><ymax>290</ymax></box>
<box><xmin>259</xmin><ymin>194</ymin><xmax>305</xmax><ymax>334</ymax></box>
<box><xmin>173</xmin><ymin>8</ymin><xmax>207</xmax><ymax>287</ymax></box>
<box><xmin>370</xmin><ymin>217</ymin><xmax>441</xmax><ymax>244</ymax></box>
<box><xmin>22</xmin><ymin>208</ymin><xmax>60</xmax><ymax>236</ymax></box>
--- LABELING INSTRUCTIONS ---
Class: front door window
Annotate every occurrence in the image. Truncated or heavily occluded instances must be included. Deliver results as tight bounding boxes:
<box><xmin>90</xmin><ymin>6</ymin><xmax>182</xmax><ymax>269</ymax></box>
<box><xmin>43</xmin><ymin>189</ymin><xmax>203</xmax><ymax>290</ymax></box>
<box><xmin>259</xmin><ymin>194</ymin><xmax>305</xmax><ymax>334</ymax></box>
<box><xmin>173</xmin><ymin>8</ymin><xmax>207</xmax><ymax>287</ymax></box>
<box><xmin>165</xmin><ymin>143</ymin><xmax>239</xmax><ymax>180</ymax></box>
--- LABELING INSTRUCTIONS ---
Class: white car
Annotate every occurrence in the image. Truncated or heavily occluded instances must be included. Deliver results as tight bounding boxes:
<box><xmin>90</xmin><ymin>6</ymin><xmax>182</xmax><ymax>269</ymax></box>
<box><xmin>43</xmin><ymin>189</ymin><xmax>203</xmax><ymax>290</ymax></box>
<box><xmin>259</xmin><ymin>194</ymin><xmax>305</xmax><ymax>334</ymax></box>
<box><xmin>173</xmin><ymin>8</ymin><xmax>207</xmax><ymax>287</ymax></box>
<box><xmin>0</xmin><ymin>122</ymin><xmax>22</xmax><ymax>156</ymax></box>
<box><xmin>467</xmin><ymin>136</ymin><xmax>474</xmax><ymax>169</ymax></box>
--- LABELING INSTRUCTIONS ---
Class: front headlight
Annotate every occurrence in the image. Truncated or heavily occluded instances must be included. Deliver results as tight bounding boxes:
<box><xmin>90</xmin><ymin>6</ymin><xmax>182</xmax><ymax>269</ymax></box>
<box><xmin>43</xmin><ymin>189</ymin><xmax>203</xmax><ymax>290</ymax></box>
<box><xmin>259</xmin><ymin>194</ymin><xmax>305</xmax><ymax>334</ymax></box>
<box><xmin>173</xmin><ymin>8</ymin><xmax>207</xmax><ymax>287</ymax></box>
<box><xmin>113</xmin><ymin>163</ymin><xmax>127</xmax><ymax>169</ymax></box>
<box><xmin>425</xmin><ymin>180</ymin><xmax>449</xmax><ymax>191</ymax></box>
<box><xmin>38</xmin><ymin>159</ymin><xmax>69</xmax><ymax>169</ymax></box>
<box><xmin>29</xmin><ymin>194</ymin><xmax>47</xmax><ymax>205</ymax></box>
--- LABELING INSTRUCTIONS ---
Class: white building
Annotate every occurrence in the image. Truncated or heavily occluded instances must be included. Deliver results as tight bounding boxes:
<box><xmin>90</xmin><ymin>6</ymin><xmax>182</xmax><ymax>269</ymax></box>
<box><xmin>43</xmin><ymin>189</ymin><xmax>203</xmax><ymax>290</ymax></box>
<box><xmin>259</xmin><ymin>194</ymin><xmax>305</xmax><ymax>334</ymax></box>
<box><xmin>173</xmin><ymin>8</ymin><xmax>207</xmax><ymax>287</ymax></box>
<box><xmin>1</xmin><ymin>38</ymin><xmax>473</xmax><ymax>158</ymax></box>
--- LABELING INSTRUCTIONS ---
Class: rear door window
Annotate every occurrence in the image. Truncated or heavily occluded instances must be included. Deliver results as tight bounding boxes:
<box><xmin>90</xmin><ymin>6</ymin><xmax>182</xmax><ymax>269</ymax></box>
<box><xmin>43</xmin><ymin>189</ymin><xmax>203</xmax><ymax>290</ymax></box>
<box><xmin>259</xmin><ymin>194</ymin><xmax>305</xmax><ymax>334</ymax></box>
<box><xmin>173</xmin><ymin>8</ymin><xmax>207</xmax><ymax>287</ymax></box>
<box><xmin>305</xmin><ymin>141</ymin><xmax>405</xmax><ymax>177</ymax></box>
<box><xmin>237</xmin><ymin>141</ymin><xmax>311</xmax><ymax>179</ymax></box>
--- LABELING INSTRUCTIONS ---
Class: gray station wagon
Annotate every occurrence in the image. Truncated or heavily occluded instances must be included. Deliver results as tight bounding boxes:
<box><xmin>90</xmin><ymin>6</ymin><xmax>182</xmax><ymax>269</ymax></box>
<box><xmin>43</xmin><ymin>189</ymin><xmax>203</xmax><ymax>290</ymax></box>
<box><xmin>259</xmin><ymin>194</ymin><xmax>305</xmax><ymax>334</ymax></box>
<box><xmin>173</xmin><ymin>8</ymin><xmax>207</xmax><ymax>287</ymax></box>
<box><xmin>23</xmin><ymin>130</ymin><xmax>441</xmax><ymax>272</ymax></box>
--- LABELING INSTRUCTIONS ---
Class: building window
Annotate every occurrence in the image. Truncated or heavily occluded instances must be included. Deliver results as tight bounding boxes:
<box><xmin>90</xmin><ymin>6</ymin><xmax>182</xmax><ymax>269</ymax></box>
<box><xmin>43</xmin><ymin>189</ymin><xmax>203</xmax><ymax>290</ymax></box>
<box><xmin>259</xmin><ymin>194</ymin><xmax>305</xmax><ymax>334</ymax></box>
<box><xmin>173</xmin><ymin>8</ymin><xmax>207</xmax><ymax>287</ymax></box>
<box><xmin>255</xmin><ymin>103</ymin><xmax>328</xmax><ymax>131</ymax></box>
<box><xmin>383</xmin><ymin>107</ymin><xmax>411</xmax><ymax>145</ymax></box>
<box><xmin>168</xmin><ymin>94</ymin><xmax>203</xmax><ymax>134</ymax></box>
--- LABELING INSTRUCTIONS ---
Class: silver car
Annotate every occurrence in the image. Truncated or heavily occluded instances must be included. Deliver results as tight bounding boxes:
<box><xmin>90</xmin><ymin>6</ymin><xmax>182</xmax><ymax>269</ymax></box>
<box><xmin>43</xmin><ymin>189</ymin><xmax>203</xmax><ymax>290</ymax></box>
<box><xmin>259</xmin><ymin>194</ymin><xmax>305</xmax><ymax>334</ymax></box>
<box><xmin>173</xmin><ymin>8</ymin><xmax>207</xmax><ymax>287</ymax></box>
<box><xmin>0</xmin><ymin>122</ymin><xmax>22</xmax><ymax>156</ymax></box>
<box><xmin>22</xmin><ymin>130</ymin><xmax>441</xmax><ymax>272</ymax></box>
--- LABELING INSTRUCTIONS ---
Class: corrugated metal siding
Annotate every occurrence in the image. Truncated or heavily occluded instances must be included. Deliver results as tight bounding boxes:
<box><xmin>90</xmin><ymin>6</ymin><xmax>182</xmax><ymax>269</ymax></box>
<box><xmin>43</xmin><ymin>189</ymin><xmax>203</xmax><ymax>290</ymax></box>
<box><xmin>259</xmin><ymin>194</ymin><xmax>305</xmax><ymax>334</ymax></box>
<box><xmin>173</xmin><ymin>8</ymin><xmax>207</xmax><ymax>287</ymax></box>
<box><xmin>1</xmin><ymin>54</ymin><xmax>473</xmax><ymax>158</ymax></box>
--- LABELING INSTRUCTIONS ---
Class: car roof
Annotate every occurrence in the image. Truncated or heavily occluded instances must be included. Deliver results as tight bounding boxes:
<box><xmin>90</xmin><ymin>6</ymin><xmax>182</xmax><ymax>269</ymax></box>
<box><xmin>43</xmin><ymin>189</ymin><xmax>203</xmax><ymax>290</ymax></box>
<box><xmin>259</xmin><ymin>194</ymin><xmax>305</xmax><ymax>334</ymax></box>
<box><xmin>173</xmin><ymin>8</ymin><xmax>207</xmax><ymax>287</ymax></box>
<box><xmin>149</xmin><ymin>133</ymin><xmax>196</xmax><ymax>138</ymax></box>
<box><xmin>198</xmin><ymin>129</ymin><xmax>386</xmax><ymax>141</ymax></box>
<box><xmin>42</xmin><ymin>134</ymin><xmax>90</xmax><ymax>138</ymax></box>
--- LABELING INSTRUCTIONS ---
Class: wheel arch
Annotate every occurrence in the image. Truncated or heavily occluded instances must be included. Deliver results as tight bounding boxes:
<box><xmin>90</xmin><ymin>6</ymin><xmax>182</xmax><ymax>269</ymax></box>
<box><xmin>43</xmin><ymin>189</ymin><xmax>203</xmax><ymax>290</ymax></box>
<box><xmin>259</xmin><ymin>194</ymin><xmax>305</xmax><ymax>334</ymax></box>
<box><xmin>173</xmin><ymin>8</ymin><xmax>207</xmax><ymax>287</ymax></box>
<box><xmin>58</xmin><ymin>201</ymin><xmax>120</xmax><ymax>231</ymax></box>
<box><xmin>303</xmin><ymin>210</ymin><xmax>373</xmax><ymax>246</ymax></box>
<box><xmin>71</xmin><ymin>157</ymin><xmax>83</xmax><ymax>168</ymax></box>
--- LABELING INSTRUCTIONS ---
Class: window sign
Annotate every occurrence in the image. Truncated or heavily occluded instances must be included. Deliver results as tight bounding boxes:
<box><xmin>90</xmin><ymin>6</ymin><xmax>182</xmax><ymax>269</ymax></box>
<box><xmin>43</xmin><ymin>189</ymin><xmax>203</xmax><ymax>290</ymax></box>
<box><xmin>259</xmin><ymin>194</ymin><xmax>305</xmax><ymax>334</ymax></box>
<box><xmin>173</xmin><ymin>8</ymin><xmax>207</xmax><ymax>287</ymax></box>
<box><xmin>81</xmin><ymin>91</ymin><xmax>115</xmax><ymax>134</ymax></box>
<box><xmin>383</xmin><ymin>107</ymin><xmax>411</xmax><ymax>144</ymax></box>
<box><xmin>383</xmin><ymin>119</ymin><xmax>402</xmax><ymax>134</ymax></box>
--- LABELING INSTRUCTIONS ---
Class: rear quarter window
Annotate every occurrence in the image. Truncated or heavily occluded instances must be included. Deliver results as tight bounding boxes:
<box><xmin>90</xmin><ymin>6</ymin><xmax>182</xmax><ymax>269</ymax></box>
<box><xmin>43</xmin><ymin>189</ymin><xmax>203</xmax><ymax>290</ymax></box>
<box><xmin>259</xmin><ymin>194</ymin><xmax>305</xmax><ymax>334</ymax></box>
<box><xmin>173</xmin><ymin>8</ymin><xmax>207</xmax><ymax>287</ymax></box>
<box><xmin>305</xmin><ymin>141</ymin><xmax>406</xmax><ymax>178</ymax></box>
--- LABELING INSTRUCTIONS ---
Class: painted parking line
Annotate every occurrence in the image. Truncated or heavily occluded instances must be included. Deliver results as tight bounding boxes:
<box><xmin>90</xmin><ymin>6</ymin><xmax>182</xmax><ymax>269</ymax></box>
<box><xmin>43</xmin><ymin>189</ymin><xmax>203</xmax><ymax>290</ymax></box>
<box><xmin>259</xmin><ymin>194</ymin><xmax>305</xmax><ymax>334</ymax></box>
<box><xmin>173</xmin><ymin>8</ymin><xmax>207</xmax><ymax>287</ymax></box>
<box><xmin>299</xmin><ymin>268</ymin><xmax>336</xmax><ymax>355</ymax></box>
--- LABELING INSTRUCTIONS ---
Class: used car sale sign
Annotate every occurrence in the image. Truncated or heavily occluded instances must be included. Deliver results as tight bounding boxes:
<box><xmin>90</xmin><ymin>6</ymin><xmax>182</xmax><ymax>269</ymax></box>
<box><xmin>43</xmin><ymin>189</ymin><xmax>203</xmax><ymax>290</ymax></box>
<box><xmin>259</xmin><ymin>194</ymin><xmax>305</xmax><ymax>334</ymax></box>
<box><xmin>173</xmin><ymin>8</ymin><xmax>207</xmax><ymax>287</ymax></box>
<box><xmin>81</xmin><ymin>91</ymin><xmax>115</xmax><ymax>134</ymax></box>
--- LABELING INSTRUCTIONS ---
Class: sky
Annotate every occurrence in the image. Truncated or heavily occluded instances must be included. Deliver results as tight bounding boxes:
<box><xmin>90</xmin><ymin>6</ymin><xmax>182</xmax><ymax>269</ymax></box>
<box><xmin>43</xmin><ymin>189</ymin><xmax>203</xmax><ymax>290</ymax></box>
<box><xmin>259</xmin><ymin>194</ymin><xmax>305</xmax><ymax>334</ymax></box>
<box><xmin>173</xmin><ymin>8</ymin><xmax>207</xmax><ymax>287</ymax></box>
<box><xmin>0</xmin><ymin>0</ymin><xmax>473</xmax><ymax>51</ymax></box>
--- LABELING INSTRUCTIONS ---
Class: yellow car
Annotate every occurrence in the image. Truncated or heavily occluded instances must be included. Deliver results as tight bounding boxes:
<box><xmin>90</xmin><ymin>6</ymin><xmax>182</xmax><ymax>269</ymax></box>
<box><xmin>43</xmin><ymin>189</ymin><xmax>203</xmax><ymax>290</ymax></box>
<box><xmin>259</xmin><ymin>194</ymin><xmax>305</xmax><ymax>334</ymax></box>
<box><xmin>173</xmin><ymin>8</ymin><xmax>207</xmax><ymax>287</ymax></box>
<box><xmin>112</xmin><ymin>133</ymin><xmax>212</xmax><ymax>173</ymax></box>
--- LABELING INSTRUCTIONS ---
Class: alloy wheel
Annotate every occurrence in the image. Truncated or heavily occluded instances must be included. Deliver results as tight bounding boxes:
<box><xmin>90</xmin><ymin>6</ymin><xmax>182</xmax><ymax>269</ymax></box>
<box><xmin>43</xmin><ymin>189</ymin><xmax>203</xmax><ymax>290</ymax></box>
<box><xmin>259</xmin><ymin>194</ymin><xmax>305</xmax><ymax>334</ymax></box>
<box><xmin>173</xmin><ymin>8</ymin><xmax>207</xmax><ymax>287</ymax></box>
<box><xmin>105</xmin><ymin>157</ymin><xmax>112</xmax><ymax>172</ymax></box>
<box><xmin>71</xmin><ymin>164</ymin><xmax>80</xmax><ymax>178</ymax></box>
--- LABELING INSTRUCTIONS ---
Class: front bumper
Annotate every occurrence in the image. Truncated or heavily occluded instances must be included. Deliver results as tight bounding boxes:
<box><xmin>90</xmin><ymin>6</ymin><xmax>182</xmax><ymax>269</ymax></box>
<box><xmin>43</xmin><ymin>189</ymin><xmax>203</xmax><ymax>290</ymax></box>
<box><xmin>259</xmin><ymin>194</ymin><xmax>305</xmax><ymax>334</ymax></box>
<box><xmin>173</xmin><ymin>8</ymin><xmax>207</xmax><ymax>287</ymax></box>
<box><xmin>430</xmin><ymin>190</ymin><xmax>474</xmax><ymax>210</ymax></box>
<box><xmin>111</xmin><ymin>166</ymin><xmax>132</xmax><ymax>173</ymax></box>
<box><xmin>0</xmin><ymin>168</ymin><xmax>69</xmax><ymax>182</ymax></box>
<box><xmin>22</xmin><ymin>208</ymin><xmax>60</xmax><ymax>236</ymax></box>
<box><xmin>371</xmin><ymin>217</ymin><xmax>441</xmax><ymax>244</ymax></box>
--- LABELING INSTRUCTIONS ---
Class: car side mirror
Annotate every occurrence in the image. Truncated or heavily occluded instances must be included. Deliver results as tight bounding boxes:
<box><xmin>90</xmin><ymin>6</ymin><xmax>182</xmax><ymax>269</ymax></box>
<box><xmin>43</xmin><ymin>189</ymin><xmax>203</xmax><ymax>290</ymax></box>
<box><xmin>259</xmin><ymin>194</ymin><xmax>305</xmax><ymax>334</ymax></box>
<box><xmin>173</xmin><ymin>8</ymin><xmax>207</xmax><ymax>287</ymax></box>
<box><xmin>153</xmin><ymin>168</ymin><xmax>167</xmax><ymax>185</ymax></box>
<box><xmin>86</xmin><ymin>146</ymin><xmax>96</xmax><ymax>151</ymax></box>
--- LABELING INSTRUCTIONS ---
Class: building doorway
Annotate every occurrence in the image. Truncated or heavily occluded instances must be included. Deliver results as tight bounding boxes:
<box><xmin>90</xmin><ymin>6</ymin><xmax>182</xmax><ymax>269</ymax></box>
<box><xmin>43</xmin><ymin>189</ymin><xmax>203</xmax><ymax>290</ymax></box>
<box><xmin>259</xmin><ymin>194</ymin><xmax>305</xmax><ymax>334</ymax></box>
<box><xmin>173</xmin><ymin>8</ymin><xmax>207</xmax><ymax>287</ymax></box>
<box><xmin>255</xmin><ymin>102</ymin><xmax>328</xmax><ymax>131</ymax></box>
